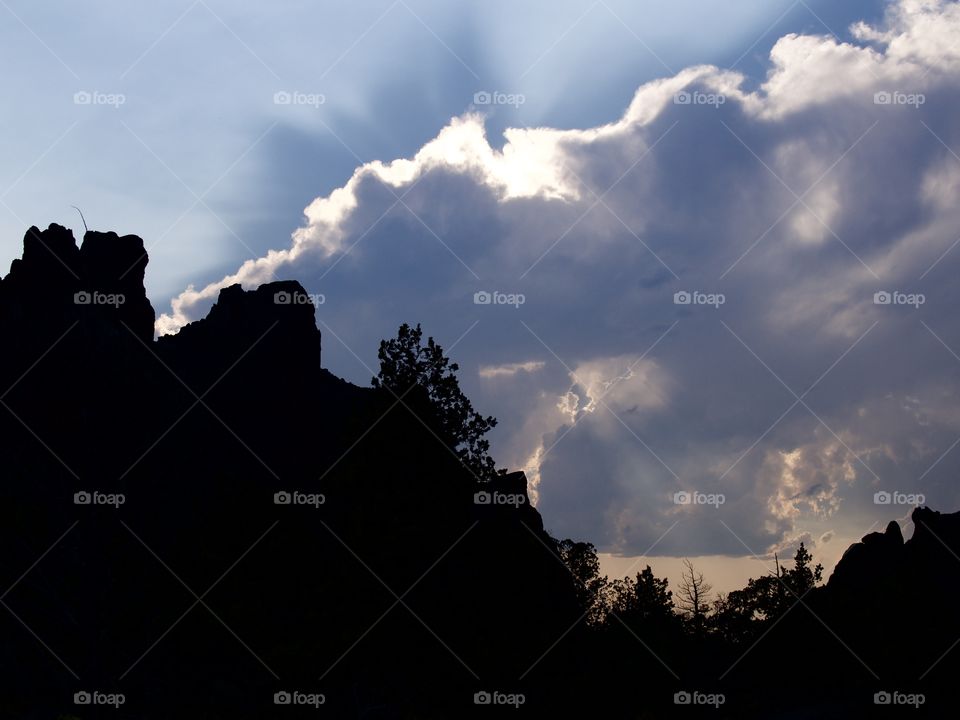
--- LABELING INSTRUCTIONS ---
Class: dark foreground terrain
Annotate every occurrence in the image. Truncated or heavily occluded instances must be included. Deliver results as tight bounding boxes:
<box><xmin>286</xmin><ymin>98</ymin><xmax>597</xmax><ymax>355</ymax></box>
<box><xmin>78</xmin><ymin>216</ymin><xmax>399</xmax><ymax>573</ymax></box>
<box><xmin>1</xmin><ymin>224</ymin><xmax>959</xmax><ymax>718</ymax></box>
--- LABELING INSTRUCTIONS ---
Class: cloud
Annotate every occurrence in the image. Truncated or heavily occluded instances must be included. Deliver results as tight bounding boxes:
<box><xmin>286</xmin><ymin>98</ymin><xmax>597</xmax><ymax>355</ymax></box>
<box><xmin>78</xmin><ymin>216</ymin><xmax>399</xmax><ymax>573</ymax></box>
<box><xmin>159</xmin><ymin>0</ymin><xmax>960</xmax><ymax>558</ymax></box>
<box><xmin>479</xmin><ymin>360</ymin><xmax>546</xmax><ymax>378</ymax></box>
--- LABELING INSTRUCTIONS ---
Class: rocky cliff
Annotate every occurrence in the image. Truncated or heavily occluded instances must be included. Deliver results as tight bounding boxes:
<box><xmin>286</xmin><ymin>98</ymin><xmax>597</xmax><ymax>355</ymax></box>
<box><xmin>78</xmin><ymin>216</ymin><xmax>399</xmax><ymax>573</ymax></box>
<box><xmin>0</xmin><ymin>224</ymin><xmax>582</xmax><ymax>719</ymax></box>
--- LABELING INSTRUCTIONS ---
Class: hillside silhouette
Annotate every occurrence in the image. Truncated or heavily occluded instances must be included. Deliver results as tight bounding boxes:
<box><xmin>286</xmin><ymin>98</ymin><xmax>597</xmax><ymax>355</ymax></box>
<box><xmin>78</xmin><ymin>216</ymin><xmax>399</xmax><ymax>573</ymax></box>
<box><xmin>2</xmin><ymin>224</ymin><xmax>960</xmax><ymax>718</ymax></box>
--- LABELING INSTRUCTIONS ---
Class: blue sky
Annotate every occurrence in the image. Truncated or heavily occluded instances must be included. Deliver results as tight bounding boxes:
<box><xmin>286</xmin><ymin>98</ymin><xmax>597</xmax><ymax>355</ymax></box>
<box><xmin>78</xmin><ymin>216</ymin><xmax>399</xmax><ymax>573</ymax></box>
<box><xmin>1</xmin><ymin>0</ymin><xmax>881</xmax><ymax>302</ymax></box>
<box><xmin>9</xmin><ymin>0</ymin><xmax>960</xmax><ymax>593</ymax></box>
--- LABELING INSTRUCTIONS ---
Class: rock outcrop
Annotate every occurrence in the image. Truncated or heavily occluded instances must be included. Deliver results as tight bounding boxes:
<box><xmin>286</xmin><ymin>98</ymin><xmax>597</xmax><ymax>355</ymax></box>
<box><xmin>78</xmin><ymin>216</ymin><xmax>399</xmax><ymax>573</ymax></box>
<box><xmin>0</xmin><ymin>224</ymin><xmax>578</xmax><ymax>719</ymax></box>
<box><xmin>827</xmin><ymin>518</ymin><xmax>905</xmax><ymax>595</ymax></box>
<box><xmin>827</xmin><ymin>508</ymin><xmax>960</xmax><ymax>596</ymax></box>
<box><xmin>0</xmin><ymin>223</ymin><xmax>154</xmax><ymax>343</ymax></box>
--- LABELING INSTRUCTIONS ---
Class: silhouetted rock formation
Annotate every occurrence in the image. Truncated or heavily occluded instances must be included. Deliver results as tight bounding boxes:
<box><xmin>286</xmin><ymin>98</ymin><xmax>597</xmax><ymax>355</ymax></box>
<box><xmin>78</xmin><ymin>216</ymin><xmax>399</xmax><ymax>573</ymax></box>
<box><xmin>0</xmin><ymin>225</ymin><xmax>582</xmax><ymax>719</ymax></box>
<box><xmin>827</xmin><ymin>518</ymin><xmax>905</xmax><ymax>595</ymax></box>
<box><xmin>79</xmin><ymin>229</ymin><xmax>154</xmax><ymax>341</ymax></box>
<box><xmin>0</xmin><ymin>224</ymin><xmax>154</xmax><ymax>343</ymax></box>
<box><xmin>827</xmin><ymin>507</ymin><xmax>960</xmax><ymax>602</ymax></box>
<box><xmin>160</xmin><ymin>280</ymin><xmax>321</xmax><ymax>372</ymax></box>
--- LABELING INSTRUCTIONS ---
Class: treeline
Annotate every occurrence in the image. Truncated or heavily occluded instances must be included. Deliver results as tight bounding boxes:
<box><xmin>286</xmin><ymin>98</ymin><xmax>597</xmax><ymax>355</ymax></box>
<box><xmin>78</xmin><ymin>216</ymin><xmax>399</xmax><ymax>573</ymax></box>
<box><xmin>558</xmin><ymin>538</ymin><xmax>823</xmax><ymax>640</ymax></box>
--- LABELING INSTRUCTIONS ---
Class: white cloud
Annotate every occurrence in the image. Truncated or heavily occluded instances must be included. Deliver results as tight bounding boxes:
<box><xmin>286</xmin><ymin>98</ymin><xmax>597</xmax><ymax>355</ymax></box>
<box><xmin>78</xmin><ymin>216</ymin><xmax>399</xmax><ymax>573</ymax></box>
<box><xmin>159</xmin><ymin>1</ymin><xmax>960</xmax><ymax>335</ymax></box>
<box><xmin>556</xmin><ymin>355</ymin><xmax>669</xmax><ymax>424</ymax></box>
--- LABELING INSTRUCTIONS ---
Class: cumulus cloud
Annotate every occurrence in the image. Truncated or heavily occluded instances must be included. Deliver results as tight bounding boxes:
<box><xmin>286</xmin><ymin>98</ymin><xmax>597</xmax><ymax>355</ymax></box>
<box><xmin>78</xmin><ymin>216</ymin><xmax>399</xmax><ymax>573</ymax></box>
<box><xmin>158</xmin><ymin>0</ymin><xmax>960</xmax><ymax>558</ymax></box>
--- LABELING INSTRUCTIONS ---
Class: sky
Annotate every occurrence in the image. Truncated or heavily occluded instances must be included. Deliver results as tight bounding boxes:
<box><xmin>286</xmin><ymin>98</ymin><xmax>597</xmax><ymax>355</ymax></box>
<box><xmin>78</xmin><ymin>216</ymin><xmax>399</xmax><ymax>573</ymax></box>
<box><xmin>3</xmin><ymin>0</ymin><xmax>959</xmax><ymax>594</ymax></box>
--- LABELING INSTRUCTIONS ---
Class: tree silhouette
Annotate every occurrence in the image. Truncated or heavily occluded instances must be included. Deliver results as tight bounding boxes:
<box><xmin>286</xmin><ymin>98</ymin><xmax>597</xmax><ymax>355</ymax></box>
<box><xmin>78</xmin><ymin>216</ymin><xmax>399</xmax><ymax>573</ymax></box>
<box><xmin>710</xmin><ymin>543</ymin><xmax>824</xmax><ymax>640</ymax></box>
<box><xmin>613</xmin><ymin>566</ymin><xmax>675</xmax><ymax>624</ymax></box>
<box><xmin>677</xmin><ymin>558</ymin><xmax>712</xmax><ymax>632</ymax></box>
<box><xmin>372</xmin><ymin>322</ymin><xmax>499</xmax><ymax>479</ymax></box>
<box><xmin>558</xmin><ymin>539</ymin><xmax>608</xmax><ymax>624</ymax></box>
<box><xmin>710</xmin><ymin>576</ymin><xmax>780</xmax><ymax>641</ymax></box>
<box><xmin>781</xmin><ymin>542</ymin><xmax>823</xmax><ymax>597</ymax></box>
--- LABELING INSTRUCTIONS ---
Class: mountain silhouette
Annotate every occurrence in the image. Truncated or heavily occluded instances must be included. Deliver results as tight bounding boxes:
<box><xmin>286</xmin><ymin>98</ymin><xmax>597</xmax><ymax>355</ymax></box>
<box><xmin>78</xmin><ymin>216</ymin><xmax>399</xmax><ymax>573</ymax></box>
<box><xmin>2</xmin><ymin>224</ymin><xmax>960</xmax><ymax>718</ymax></box>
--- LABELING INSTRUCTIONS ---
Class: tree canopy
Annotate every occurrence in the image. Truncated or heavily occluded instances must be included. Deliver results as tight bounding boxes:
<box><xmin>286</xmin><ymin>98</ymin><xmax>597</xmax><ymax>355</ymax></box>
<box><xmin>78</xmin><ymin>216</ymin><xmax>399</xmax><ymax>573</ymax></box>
<box><xmin>373</xmin><ymin>322</ymin><xmax>499</xmax><ymax>479</ymax></box>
